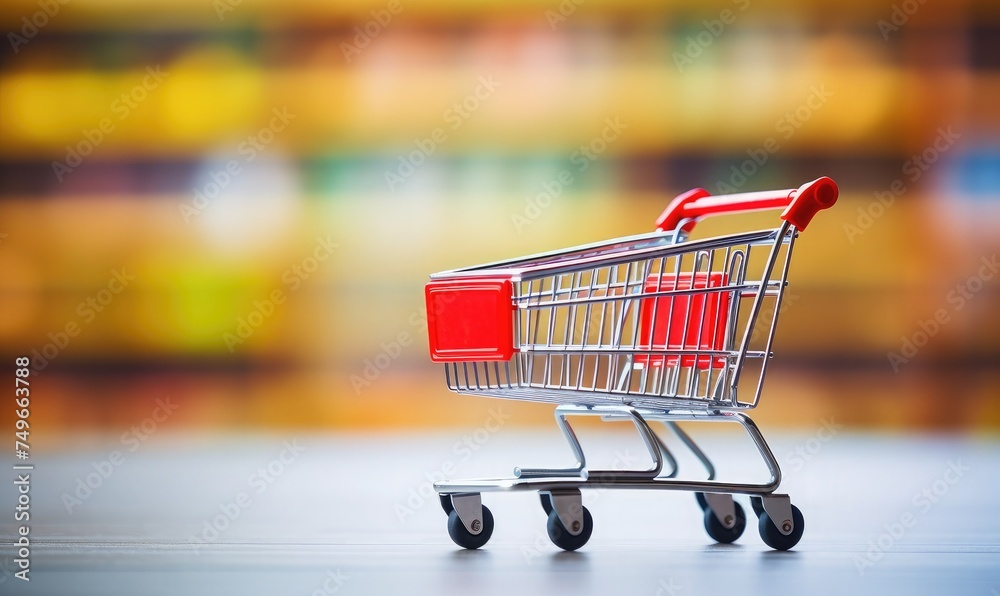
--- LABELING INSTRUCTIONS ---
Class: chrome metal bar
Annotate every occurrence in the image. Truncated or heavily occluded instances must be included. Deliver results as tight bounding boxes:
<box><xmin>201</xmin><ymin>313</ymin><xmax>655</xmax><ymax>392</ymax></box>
<box><xmin>465</xmin><ymin>407</ymin><xmax>778</xmax><ymax>497</ymax></box>
<box><xmin>514</xmin><ymin>405</ymin><xmax>588</xmax><ymax>479</ymax></box>
<box><xmin>663</xmin><ymin>421</ymin><xmax>715</xmax><ymax>480</ymax></box>
<box><xmin>600</xmin><ymin>411</ymin><xmax>680</xmax><ymax>479</ymax></box>
<box><xmin>431</xmin><ymin>229</ymin><xmax>779</xmax><ymax>281</ymax></box>
<box><xmin>751</xmin><ymin>227</ymin><xmax>797</xmax><ymax>407</ymax></box>
<box><xmin>514</xmin><ymin>405</ymin><xmax>664</xmax><ymax>480</ymax></box>
<box><xmin>728</xmin><ymin>221</ymin><xmax>791</xmax><ymax>406</ymax></box>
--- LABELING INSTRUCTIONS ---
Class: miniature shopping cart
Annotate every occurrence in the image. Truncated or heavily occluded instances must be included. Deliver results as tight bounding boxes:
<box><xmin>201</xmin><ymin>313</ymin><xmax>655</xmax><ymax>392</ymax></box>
<box><xmin>424</xmin><ymin>177</ymin><xmax>838</xmax><ymax>551</ymax></box>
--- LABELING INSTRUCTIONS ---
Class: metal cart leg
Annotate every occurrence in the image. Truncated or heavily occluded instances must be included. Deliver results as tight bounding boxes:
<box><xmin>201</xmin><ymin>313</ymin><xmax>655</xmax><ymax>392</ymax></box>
<box><xmin>663</xmin><ymin>420</ymin><xmax>714</xmax><ymax>480</ymax></box>
<box><xmin>445</xmin><ymin>406</ymin><xmax>781</xmax><ymax>494</ymax></box>
<box><xmin>514</xmin><ymin>404</ymin><xmax>670</xmax><ymax>480</ymax></box>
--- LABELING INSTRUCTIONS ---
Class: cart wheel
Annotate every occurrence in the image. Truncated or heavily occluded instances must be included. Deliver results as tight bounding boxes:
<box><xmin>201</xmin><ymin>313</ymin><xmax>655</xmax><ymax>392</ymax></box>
<box><xmin>695</xmin><ymin>492</ymin><xmax>709</xmax><ymax>511</ymax></box>
<box><xmin>447</xmin><ymin>505</ymin><xmax>494</xmax><ymax>550</ymax></box>
<box><xmin>703</xmin><ymin>502</ymin><xmax>746</xmax><ymax>544</ymax></box>
<box><xmin>439</xmin><ymin>493</ymin><xmax>454</xmax><ymax>515</ymax></box>
<box><xmin>758</xmin><ymin>505</ymin><xmax>804</xmax><ymax>551</ymax></box>
<box><xmin>749</xmin><ymin>496</ymin><xmax>765</xmax><ymax>518</ymax></box>
<box><xmin>546</xmin><ymin>506</ymin><xmax>593</xmax><ymax>551</ymax></box>
<box><xmin>539</xmin><ymin>492</ymin><xmax>554</xmax><ymax>516</ymax></box>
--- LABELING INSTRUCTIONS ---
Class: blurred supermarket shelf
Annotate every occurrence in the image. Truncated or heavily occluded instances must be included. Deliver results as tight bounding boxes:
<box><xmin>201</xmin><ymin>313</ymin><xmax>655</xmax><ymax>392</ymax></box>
<box><xmin>2</xmin><ymin>64</ymin><xmax>994</xmax><ymax>157</ymax></box>
<box><xmin>9</xmin><ymin>364</ymin><xmax>1000</xmax><ymax>439</ymax></box>
<box><xmin>0</xmin><ymin>153</ymin><xmax>987</xmax><ymax>197</ymax></box>
<box><xmin>0</xmin><ymin>191</ymin><xmax>997</xmax><ymax>361</ymax></box>
<box><xmin>2</xmin><ymin>0</ymin><xmax>1000</xmax><ymax>28</ymax></box>
<box><xmin>1</xmin><ymin>0</ymin><xmax>997</xmax><ymax>434</ymax></box>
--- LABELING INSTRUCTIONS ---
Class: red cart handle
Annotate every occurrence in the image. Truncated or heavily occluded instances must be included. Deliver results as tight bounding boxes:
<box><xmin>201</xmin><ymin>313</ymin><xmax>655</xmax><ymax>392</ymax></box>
<box><xmin>655</xmin><ymin>176</ymin><xmax>839</xmax><ymax>233</ymax></box>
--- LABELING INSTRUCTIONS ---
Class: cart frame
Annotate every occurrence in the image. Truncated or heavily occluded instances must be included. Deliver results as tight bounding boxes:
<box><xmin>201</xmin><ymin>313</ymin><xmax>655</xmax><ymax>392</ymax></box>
<box><xmin>425</xmin><ymin>177</ymin><xmax>839</xmax><ymax>551</ymax></box>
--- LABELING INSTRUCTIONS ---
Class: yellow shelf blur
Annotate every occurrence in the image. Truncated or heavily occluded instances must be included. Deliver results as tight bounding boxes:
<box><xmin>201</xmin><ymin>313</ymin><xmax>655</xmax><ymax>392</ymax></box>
<box><xmin>1</xmin><ymin>192</ymin><xmax>995</xmax><ymax>363</ymax></box>
<box><xmin>1</xmin><ymin>0</ymin><xmax>997</xmax><ymax>29</ymax></box>
<box><xmin>0</xmin><ymin>54</ymin><xmax>947</xmax><ymax>157</ymax></box>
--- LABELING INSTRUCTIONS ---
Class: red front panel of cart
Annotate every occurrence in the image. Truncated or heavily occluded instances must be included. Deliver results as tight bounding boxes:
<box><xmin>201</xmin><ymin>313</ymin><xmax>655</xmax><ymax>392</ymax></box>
<box><xmin>637</xmin><ymin>272</ymin><xmax>730</xmax><ymax>369</ymax></box>
<box><xmin>426</xmin><ymin>278</ymin><xmax>516</xmax><ymax>362</ymax></box>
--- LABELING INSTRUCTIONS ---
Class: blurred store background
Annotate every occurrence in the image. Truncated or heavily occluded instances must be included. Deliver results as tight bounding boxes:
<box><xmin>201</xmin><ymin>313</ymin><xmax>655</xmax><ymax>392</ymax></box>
<box><xmin>0</xmin><ymin>0</ymin><xmax>998</xmax><ymax>442</ymax></box>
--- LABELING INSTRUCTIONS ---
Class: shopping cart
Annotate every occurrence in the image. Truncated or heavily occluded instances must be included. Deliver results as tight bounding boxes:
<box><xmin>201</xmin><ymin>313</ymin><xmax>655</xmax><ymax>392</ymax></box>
<box><xmin>424</xmin><ymin>177</ymin><xmax>838</xmax><ymax>551</ymax></box>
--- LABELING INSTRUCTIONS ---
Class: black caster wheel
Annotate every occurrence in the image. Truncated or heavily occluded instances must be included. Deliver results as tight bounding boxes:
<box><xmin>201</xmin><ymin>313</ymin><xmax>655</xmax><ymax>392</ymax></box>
<box><xmin>703</xmin><ymin>501</ymin><xmax>747</xmax><ymax>544</ymax></box>
<box><xmin>695</xmin><ymin>492</ymin><xmax>709</xmax><ymax>511</ymax></box>
<box><xmin>750</xmin><ymin>496</ymin><xmax>765</xmax><ymax>518</ymax></box>
<box><xmin>546</xmin><ymin>506</ymin><xmax>594</xmax><ymax>551</ymax></box>
<box><xmin>439</xmin><ymin>494</ymin><xmax>454</xmax><ymax>515</ymax></box>
<box><xmin>758</xmin><ymin>504</ymin><xmax>804</xmax><ymax>551</ymax></box>
<box><xmin>446</xmin><ymin>505</ymin><xmax>494</xmax><ymax>550</ymax></box>
<box><xmin>539</xmin><ymin>493</ymin><xmax>554</xmax><ymax>516</ymax></box>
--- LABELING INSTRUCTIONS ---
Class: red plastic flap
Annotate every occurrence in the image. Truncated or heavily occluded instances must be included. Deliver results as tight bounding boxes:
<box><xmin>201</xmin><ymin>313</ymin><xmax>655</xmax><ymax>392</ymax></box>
<box><xmin>426</xmin><ymin>277</ymin><xmax>516</xmax><ymax>362</ymax></box>
<box><xmin>637</xmin><ymin>272</ymin><xmax>730</xmax><ymax>369</ymax></box>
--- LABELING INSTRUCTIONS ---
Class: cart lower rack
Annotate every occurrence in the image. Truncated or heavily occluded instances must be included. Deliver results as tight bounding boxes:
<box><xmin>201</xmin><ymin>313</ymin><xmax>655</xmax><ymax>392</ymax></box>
<box><xmin>424</xmin><ymin>177</ymin><xmax>838</xmax><ymax>551</ymax></box>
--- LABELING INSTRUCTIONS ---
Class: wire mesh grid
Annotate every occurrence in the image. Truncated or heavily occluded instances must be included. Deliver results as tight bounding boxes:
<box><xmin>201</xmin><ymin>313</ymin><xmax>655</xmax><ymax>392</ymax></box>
<box><xmin>444</xmin><ymin>227</ymin><xmax>795</xmax><ymax>410</ymax></box>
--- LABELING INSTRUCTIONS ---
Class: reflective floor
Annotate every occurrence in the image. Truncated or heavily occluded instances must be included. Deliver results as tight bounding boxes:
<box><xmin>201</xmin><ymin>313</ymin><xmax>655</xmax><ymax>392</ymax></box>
<box><xmin>2</xmin><ymin>430</ymin><xmax>999</xmax><ymax>595</ymax></box>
